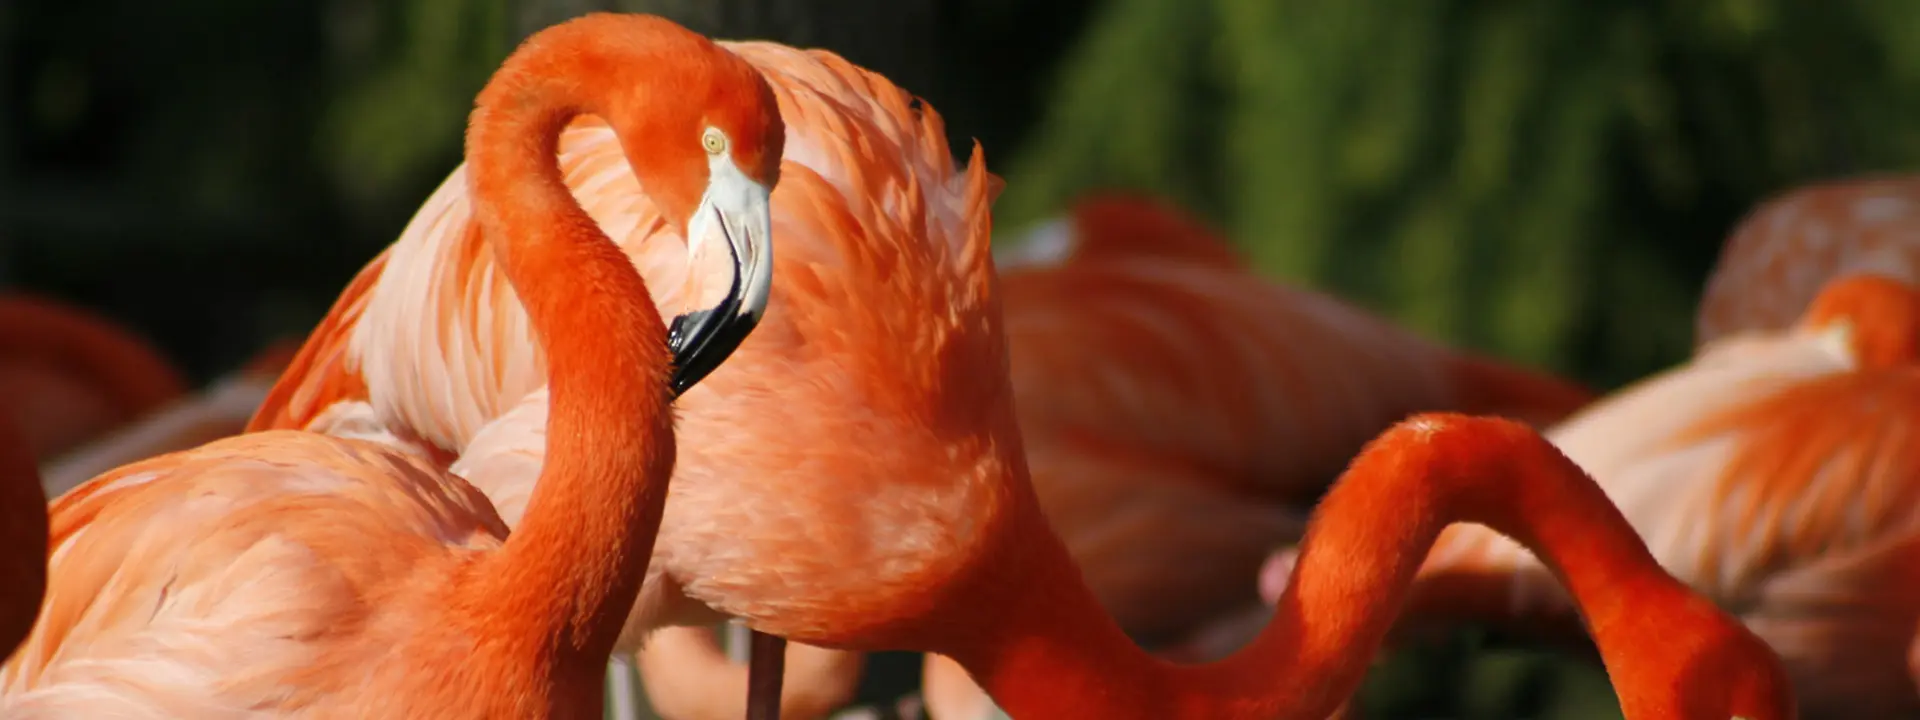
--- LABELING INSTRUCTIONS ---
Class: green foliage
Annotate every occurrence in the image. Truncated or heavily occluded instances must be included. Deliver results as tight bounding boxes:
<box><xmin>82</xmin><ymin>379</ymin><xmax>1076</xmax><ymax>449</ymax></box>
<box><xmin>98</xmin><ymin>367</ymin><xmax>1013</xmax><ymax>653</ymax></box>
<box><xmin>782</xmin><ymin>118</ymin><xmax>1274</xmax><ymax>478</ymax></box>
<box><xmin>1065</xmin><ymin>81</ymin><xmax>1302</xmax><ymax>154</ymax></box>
<box><xmin>997</xmin><ymin>0</ymin><xmax>1920</xmax><ymax>388</ymax></box>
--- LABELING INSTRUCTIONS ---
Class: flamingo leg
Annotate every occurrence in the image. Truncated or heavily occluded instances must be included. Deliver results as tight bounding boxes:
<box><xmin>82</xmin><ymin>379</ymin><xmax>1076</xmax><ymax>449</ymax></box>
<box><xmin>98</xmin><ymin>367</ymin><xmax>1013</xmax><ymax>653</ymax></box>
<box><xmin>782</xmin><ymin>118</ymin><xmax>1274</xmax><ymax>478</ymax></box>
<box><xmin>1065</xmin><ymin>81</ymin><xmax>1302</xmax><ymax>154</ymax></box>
<box><xmin>745</xmin><ymin>629</ymin><xmax>788</xmax><ymax>720</ymax></box>
<box><xmin>606</xmin><ymin>657</ymin><xmax>642</xmax><ymax>720</ymax></box>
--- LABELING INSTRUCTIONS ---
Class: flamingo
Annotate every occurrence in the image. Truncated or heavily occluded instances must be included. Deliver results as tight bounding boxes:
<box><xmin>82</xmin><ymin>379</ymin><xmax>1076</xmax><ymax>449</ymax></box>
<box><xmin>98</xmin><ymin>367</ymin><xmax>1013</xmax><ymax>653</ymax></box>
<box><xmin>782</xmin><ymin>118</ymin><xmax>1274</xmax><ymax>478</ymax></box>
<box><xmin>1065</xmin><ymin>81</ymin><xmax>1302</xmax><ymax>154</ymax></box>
<box><xmin>0</xmin><ymin>12</ymin><xmax>780</xmax><ymax>716</ymax></box>
<box><xmin>40</xmin><ymin>339</ymin><xmax>301</xmax><ymax>497</ymax></box>
<box><xmin>246</xmin><ymin>34</ymin><xmax>1786</xmax><ymax>718</ymax></box>
<box><xmin>1697</xmin><ymin>175</ymin><xmax>1920</xmax><ymax>347</ymax></box>
<box><xmin>0</xmin><ymin>293</ymin><xmax>187</xmax><ymax>460</ymax></box>
<box><xmin>632</xmin><ymin>190</ymin><xmax>1597</xmax><ymax>719</ymax></box>
<box><xmin>1262</xmin><ymin>272</ymin><xmax>1920</xmax><ymax>718</ymax></box>
<box><xmin>0</xmin><ymin>408</ymin><xmax>48</xmax><ymax>667</ymax></box>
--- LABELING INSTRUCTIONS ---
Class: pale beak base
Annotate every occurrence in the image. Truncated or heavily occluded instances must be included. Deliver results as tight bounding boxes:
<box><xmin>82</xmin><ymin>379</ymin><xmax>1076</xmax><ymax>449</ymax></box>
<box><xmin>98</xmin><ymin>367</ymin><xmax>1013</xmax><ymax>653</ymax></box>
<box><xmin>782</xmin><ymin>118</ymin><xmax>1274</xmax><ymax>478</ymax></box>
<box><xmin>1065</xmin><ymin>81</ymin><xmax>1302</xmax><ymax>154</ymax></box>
<box><xmin>665</xmin><ymin>161</ymin><xmax>774</xmax><ymax>397</ymax></box>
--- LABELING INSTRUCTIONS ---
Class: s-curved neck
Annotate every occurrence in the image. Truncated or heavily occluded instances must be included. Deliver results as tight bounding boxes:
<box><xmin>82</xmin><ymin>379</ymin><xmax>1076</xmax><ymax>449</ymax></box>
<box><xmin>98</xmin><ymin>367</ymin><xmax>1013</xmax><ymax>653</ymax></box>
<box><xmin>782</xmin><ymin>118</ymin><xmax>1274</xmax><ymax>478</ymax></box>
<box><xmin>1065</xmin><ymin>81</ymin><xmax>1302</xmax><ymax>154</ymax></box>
<box><xmin>953</xmin><ymin>415</ymin><xmax>1692</xmax><ymax>719</ymax></box>
<box><xmin>457</xmin><ymin>20</ymin><xmax>678</xmax><ymax>667</ymax></box>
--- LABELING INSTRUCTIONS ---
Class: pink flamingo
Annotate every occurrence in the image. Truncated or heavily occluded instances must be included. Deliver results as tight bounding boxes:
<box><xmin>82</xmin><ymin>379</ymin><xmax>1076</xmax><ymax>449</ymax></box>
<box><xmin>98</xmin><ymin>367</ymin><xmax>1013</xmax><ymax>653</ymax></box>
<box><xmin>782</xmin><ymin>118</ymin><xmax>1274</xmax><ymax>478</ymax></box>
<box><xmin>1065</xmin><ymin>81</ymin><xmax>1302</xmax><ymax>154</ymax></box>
<box><xmin>1697</xmin><ymin>175</ymin><xmax>1920</xmax><ymax>347</ymax></box>
<box><xmin>0</xmin><ymin>13</ymin><xmax>780</xmax><ymax>715</ymax></box>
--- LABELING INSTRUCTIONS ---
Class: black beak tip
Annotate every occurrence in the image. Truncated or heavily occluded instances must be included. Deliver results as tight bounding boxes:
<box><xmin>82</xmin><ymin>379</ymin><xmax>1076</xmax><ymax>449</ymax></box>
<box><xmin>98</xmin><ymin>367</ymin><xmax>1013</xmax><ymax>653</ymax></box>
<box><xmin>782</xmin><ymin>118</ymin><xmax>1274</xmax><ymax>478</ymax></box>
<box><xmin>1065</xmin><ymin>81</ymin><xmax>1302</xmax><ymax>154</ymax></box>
<box><xmin>666</xmin><ymin>306</ymin><xmax>761</xmax><ymax>398</ymax></box>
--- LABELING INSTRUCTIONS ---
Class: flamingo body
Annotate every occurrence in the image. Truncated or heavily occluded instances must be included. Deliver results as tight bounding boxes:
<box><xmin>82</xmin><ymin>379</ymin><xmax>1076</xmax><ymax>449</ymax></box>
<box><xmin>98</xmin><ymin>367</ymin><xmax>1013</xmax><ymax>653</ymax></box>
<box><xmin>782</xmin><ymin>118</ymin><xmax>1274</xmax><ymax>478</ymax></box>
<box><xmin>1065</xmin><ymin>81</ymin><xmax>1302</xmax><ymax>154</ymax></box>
<box><xmin>1698</xmin><ymin>175</ymin><xmax>1920</xmax><ymax>346</ymax></box>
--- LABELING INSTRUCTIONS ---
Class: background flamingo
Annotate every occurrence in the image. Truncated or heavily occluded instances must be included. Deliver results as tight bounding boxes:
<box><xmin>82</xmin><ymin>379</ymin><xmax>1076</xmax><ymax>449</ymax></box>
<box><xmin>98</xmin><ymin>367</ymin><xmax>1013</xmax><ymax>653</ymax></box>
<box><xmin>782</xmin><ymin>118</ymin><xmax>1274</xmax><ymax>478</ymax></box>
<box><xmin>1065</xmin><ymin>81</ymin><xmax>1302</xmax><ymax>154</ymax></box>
<box><xmin>1263</xmin><ymin>272</ymin><xmax>1920</xmax><ymax>719</ymax></box>
<box><xmin>39</xmin><ymin>339</ymin><xmax>300</xmax><ymax>498</ymax></box>
<box><xmin>0</xmin><ymin>13</ymin><xmax>781</xmax><ymax>716</ymax></box>
<box><xmin>0</xmin><ymin>294</ymin><xmax>187</xmax><ymax>462</ymax></box>
<box><xmin>633</xmin><ymin>190</ymin><xmax>1596</xmax><ymax>719</ymax></box>
<box><xmin>0</xmin><ymin>408</ymin><xmax>47</xmax><ymax>667</ymax></box>
<box><xmin>1697</xmin><ymin>174</ymin><xmax>1920</xmax><ymax>347</ymax></box>
<box><xmin>247</xmin><ymin>40</ymin><xmax>1786</xmax><ymax>711</ymax></box>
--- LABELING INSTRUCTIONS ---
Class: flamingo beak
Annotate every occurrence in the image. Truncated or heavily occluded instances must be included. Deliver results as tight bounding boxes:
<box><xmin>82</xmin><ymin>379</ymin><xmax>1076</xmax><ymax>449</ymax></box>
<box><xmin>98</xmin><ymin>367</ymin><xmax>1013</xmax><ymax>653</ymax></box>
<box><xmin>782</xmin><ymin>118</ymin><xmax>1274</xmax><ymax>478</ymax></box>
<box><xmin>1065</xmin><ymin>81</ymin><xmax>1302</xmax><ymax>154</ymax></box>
<box><xmin>668</xmin><ymin>160</ymin><xmax>773</xmax><ymax>397</ymax></box>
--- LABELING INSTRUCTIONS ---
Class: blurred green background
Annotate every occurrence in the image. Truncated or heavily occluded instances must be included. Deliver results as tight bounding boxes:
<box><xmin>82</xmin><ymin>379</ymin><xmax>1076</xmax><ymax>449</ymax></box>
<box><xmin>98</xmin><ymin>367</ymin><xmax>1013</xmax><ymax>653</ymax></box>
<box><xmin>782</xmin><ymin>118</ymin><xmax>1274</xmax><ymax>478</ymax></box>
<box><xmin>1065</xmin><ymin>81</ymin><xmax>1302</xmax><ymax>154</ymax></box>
<box><xmin>8</xmin><ymin>0</ymin><xmax>1920</xmax><ymax>717</ymax></box>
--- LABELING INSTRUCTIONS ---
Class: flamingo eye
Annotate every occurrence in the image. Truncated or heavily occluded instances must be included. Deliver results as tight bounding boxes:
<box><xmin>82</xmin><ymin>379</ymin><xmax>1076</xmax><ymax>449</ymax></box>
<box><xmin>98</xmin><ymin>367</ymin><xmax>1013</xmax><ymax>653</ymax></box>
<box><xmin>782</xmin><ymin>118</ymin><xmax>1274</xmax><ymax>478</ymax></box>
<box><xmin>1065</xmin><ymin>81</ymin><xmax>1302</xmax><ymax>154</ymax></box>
<box><xmin>702</xmin><ymin>127</ymin><xmax>728</xmax><ymax>156</ymax></box>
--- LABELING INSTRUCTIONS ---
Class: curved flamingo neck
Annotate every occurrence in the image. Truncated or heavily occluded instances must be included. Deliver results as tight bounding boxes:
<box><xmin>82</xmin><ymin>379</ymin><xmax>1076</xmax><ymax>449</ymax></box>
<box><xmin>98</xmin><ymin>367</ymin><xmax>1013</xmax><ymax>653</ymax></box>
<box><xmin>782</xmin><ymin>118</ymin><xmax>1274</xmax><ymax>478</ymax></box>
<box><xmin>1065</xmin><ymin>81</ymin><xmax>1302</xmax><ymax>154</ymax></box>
<box><xmin>952</xmin><ymin>415</ymin><xmax>1772</xmax><ymax>719</ymax></box>
<box><xmin>456</xmin><ymin>20</ymin><xmax>679</xmax><ymax>667</ymax></box>
<box><xmin>0</xmin><ymin>409</ymin><xmax>47</xmax><ymax>663</ymax></box>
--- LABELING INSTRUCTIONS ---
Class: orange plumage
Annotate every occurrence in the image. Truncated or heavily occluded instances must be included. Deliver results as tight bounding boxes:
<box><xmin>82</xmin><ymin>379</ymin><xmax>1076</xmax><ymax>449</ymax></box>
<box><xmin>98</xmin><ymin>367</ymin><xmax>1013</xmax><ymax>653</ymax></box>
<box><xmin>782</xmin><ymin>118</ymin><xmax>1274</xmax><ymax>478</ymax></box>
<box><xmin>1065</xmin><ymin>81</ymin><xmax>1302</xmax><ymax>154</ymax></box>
<box><xmin>248</xmin><ymin>31</ymin><xmax>1779</xmax><ymax>720</ymax></box>
<box><xmin>1273</xmin><ymin>273</ymin><xmax>1920</xmax><ymax>718</ymax></box>
<box><xmin>0</xmin><ymin>14</ymin><xmax>780</xmax><ymax>716</ymax></box>
<box><xmin>631</xmin><ymin>192</ymin><xmax>1600</xmax><ymax>720</ymax></box>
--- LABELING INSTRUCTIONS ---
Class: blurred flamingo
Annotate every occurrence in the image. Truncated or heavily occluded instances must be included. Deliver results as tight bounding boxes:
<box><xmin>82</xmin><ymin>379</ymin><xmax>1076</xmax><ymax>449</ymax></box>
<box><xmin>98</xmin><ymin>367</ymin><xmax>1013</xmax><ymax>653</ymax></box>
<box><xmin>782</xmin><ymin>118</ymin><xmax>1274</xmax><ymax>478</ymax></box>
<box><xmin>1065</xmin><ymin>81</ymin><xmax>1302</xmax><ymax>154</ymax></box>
<box><xmin>247</xmin><ymin>36</ymin><xmax>1784</xmax><ymax>719</ymax></box>
<box><xmin>0</xmin><ymin>13</ymin><xmax>780</xmax><ymax>715</ymax></box>
<box><xmin>0</xmin><ymin>294</ymin><xmax>186</xmax><ymax>460</ymax></box>
<box><xmin>0</xmin><ymin>409</ymin><xmax>48</xmax><ymax>666</ymax></box>
<box><xmin>1697</xmin><ymin>174</ymin><xmax>1920</xmax><ymax>347</ymax></box>
<box><xmin>40</xmin><ymin>339</ymin><xmax>301</xmax><ymax>497</ymax></box>
<box><xmin>632</xmin><ymin>191</ymin><xmax>1597</xmax><ymax>719</ymax></box>
<box><xmin>1263</xmin><ymin>272</ymin><xmax>1920</xmax><ymax>719</ymax></box>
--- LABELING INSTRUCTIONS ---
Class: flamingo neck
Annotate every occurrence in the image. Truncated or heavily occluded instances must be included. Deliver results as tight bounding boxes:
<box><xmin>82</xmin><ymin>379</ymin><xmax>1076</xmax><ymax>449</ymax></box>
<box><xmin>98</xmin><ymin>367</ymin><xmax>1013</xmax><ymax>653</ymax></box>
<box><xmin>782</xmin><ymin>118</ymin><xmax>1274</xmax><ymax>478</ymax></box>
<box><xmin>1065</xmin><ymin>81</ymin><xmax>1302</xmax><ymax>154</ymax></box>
<box><xmin>0</xmin><ymin>409</ymin><xmax>47</xmax><ymax>663</ymax></box>
<box><xmin>457</xmin><ymin>49</ymin><xmax>676</xmax><ymax>669</ymax></box>
<box><xmin>951</xmin><ymin>415</ymin><xmax>1686</xmax><ymax>720</ymax></box>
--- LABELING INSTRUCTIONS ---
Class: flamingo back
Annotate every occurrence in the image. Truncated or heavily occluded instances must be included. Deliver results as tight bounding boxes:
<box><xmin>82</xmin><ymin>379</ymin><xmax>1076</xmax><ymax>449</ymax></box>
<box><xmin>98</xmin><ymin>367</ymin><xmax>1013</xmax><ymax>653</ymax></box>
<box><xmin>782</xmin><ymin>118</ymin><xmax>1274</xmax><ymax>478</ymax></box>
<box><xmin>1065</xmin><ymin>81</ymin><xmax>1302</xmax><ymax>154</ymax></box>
<box><xmin>0</xmin><ymin>432</ymin><xmax>506</xmax><ymax>716</ymax></box>
<box><xmin>1000</xmin><ymin>260</ymin><xmax>1462</xmax><ymax>504</ymax></box>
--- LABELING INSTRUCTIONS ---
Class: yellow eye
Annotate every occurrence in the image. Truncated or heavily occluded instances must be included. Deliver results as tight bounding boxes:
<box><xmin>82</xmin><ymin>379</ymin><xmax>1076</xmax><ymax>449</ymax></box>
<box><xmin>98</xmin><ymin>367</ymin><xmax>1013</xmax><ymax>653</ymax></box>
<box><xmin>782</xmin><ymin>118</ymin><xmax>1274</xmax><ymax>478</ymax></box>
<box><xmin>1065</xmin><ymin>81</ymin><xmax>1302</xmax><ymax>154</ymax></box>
<box><xmin>702</xmin><ymin>128</ymin><xmax>727</xmax><ymax>155</ymax></box>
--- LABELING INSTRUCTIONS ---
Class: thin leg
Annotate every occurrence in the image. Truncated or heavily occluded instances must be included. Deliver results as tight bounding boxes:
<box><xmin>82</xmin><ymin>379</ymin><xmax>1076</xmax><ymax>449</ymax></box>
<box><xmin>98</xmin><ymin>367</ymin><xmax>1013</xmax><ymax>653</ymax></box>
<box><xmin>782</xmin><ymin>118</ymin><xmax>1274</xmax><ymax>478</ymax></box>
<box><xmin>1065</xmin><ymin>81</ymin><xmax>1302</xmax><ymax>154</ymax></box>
<box><xmin>605</xmin><ymin>657</ymin><xmax>641</xmax><ymax>720</ymax></box>
<box><xmin>745</xmin><ymin>629</ymin><xmax>788</xmax><ymax>720</ymax></box>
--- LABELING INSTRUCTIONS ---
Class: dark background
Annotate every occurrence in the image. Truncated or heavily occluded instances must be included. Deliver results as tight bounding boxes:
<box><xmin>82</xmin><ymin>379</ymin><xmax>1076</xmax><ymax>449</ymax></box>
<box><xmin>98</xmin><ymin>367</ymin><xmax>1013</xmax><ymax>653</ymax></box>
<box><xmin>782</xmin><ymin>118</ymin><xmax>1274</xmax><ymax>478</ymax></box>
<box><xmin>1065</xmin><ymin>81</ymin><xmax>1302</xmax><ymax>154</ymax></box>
<box><xmin>7</xmin><ymin>1</ymin><xmax>1918</xmax><ymax>717</ymax></box>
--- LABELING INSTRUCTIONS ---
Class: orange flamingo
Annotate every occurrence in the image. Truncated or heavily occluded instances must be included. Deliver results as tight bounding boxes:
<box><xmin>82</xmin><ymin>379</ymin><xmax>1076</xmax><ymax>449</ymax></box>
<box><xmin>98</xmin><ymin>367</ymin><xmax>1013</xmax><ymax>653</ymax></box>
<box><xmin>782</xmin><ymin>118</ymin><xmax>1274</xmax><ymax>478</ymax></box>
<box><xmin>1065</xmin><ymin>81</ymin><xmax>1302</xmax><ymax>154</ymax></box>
<box><xmin>1263</xmin><ymin>272</ymin><xmax>1920</xmax><ymax>718</ymax></box>
<box><xmin>1697</xmin><ymin>175</ymin><xmax>1920</xmax><ymax>347</ymax></box>
<box><xmin>0</xmin><ymin>13</ymin><xmax>780</xmax><ymax>715</ymax></box>
<box><xmin>632</xmin><ymin>191</ymin><xmax>1596</xmax><ymax>719</ymax></box>
<box><xmin>40</xmin><ymin>339</ymin><xmax>301</xmax><ymax>497</ymax></box>
<box><xmin>0</xmin><ymin>408</ymin><xmax>48</xmax><ymax>666</ymax></box>
<box><xmin>247</xmin><ymin>38</ymin><xmax>1784</xmax><ymax>718</ymax></box>
<box><xmin>0</xmin><ymin>294</ymin><xmax>187</xmax><ymax>461</ymax></box>
<box><xmin>244</xmin><ymin>35</ymin><xmax>1001</xmax><ymax>708</ymax></box>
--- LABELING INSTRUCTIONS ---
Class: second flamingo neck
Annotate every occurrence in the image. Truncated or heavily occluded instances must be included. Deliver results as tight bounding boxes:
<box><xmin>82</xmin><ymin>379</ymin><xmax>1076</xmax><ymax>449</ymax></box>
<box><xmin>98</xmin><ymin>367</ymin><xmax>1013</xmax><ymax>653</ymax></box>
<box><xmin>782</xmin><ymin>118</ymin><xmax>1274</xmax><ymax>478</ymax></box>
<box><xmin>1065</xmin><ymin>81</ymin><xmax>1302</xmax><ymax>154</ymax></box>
<box><xmin>953</xmin><ymin>422</ymin><xmax>1678</xmax><ymax>720</ymax></box>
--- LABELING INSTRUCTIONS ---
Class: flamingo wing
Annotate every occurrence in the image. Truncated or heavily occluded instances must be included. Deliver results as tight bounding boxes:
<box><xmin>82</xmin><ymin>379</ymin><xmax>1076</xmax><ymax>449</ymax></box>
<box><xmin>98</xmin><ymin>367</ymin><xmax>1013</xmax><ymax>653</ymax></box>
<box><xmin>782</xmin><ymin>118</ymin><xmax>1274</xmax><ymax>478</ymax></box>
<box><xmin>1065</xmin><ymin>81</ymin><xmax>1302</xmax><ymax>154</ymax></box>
<box><xmin>1002</xmin><ymin>261</ymin><xmax>1505</xmax><ymax>504</ymax></box>
<box><xmin>1697</xmin><ymin>176</ymin><xmax>1920</xmax><ymax>347</ymax></box>
<box><xmin>1</xmin><ymin>431</ymin><xmax>504</xmax><ymax>715</ymax></box>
